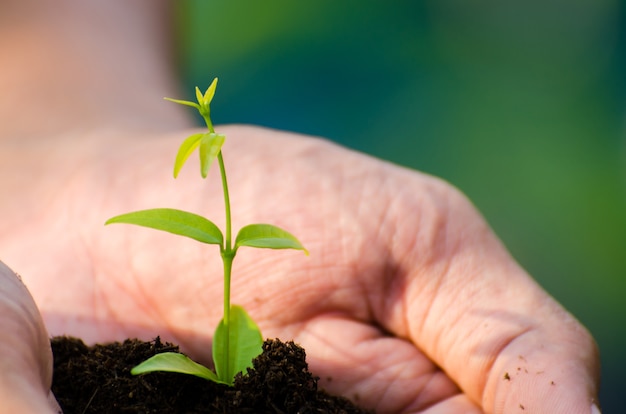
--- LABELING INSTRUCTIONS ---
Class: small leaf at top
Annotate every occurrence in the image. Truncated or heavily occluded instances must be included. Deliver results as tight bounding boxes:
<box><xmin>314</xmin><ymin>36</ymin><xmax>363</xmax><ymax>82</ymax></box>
<box><xmin>105</xmin><ymin>208</ymin><xmax>223</xmax><ymax>246</ymax></box>
<box><xmin>131</xmin><ymin>352</ymin><xmax>223</xmax><ymax>383</ymax></box>
<box><xmin>199</xmin><ymin>78</ymin><xmax>218</xmax><ymax>107</ymax></box>
<box><xmin>213</xmin><ymin>305</ymin><xmax>263</xmax><ymax>385</ymax></box>
<box><xmin>173</xmin><ymin>133</ymin><xmax>204</xmax><ymax>178</ymax></box>
<box><xmin>195</xmin><ymin>86</ymin><xmax>204</xmax><ymax>106</ymax></box>
<box><xmin>234</xmin><ymin>224</ymin><xmax>308</xmax><ymax>254</ymax></box>
<box><xmin>199</xmin><ymin>133</ymin><xmax>226</xmax><ymax>178</ymax></box>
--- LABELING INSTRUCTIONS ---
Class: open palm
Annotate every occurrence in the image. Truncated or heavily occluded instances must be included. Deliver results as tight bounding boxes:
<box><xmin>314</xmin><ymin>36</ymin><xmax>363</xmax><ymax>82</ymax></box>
<box><xmin>1</xmin><ymin>125</ymin><xmax>598</xmax><ymax>413</ymax></box>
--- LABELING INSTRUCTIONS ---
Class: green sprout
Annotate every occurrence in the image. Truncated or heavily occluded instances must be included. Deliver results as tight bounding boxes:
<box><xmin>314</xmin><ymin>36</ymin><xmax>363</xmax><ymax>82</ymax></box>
<box><xmin>105</xmin><ymin>78</ymin><xmax>308</xmax><ymax>385</ymax></box>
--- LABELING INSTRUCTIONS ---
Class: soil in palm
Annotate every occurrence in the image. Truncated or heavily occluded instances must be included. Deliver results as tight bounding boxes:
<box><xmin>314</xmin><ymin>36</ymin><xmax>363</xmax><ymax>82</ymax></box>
<box><xmin>51</xmin><ymin>336</ymin><xmax>372</xmax><ymax>414</ymax></box>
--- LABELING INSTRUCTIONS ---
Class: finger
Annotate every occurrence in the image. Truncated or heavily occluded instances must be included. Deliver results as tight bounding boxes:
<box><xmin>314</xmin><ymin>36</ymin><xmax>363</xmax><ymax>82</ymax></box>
<box><xmin>483</xmin><ymin>324</ymin><xmax>600</xmax><ymax>414</ymax></box>
<box><xmin>418</xmin><ymin>394</ymin><xmax>483</xmax><ymax>414</ymax></box>
<box><xmin>0</xmin><ymin>261</ymin><xmax>60</xmax><ymax>413</ymax></box>
<box><xmin>376</xmin><ymin>177</ymin><xmax>600</xmax><ymax>413</ymax></box>
<box><xmin>284</xmin><ymin>315</ymin><xmax>461</xmax><ymax>413</ymax></box>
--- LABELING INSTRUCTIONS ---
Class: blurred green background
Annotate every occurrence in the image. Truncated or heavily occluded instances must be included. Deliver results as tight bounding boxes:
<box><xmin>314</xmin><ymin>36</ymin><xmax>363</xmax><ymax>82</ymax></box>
<box><xmin>175</xmin><ymin>1</ymin><xmax>625</xmax><ymax>410</ymax></box>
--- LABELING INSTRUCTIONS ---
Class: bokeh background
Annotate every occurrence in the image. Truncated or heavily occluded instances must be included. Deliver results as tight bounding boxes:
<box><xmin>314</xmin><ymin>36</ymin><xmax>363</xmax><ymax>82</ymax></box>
<box><xmin>174</xmin><ymin>1</ymin><xmax>625</xmax><ymax>411</ymax></box>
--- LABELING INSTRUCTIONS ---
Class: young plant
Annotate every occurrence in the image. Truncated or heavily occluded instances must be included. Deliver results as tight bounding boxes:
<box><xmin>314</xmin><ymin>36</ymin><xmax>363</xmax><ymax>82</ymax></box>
<box><xmin>105</xmin><ymin>78</ymin><xmax>308</xmax><ymax>385</ymax></box>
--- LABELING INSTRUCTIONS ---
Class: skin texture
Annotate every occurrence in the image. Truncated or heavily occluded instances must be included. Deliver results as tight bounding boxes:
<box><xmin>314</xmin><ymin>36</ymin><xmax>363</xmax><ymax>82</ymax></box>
<box><xmin>0</xmin><ymin>1</ymin><xmax>600</xmax><ymax>413</ymax></box>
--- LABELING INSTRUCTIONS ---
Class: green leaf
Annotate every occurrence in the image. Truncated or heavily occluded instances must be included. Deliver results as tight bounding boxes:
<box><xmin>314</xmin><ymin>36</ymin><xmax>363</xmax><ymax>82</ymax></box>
<box><xmin>213</xmin><ymin>305</ymin><xmax>263</xmax><ymax>385</ymax></box>
<box><xmin>199</xmin><ymin>133</ymin><xmax>226</xmax><ymax>178</ymax></box>
<box><xmin>131</xmin><ymin>352</ymin><xmax>224</xmax><ymax>383</ymax></box>
<box><xmin>164</xmin><ymin>97</ymin><xmax>201</xmax><ymax>109</ymax></box>
<box><xmin>198</xmin><ymin>78</ymin><xmax>218</xmax><ymax>107</ymax></box>
<box><xmin>195</xmin><ymin>86</ymin><xmax>204</xmax><ymax>105</ymax></box>
<box><xmin>235</xmin><ymin>224</ymin><xmax>308</xmax><ymax>254</ymax></box>
<box><xmin>105</xmin><ymin>208</ymin><xmax>223</xmax><ymax>245</ymax></box>
<box><xmin>173</xmin><ymin>133</ymin><xmax>204</xmax><ymax>178</ymax></box>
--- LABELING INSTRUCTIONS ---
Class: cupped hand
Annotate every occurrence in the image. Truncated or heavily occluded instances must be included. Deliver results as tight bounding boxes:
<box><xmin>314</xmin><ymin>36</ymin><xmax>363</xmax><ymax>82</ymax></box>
<box><xmin>0</xmin><ymin>125</ymin><xmax>599</xmax><ymax>413</ymax></box>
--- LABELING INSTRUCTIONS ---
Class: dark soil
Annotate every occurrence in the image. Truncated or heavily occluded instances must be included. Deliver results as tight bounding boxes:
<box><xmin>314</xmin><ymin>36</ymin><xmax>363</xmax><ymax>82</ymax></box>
<box><xmin>51</xmin><ymin>336</ymin><xmax>372</xmax><ymax>414</ymax></box>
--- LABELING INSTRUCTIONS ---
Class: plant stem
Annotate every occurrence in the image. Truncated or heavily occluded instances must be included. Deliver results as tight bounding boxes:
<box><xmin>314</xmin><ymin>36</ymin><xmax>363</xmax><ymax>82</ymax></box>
<box><xmin>219</xmin><ymin>153</ymin><xmax>233</xmax><ymax>254</ymax></box>
<box><xmin>221</xmin><ymin>249</ymin><xmax>233</xmax><ymax>381</ymax></box>
<box><xmin>203</xmin><ymin>110</ymin><xmax>235</xmax><ymax>382</ymax></box>
<box><xmin>218</xmin><ymin>151</ymin><xmax>234</xmax><ymax>381</ymax></box>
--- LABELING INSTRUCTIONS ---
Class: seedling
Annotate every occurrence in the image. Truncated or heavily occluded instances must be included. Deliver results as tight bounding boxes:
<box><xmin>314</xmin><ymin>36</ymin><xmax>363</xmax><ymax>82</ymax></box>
<box><xmin>105</xmin><ymin>78</ymin><xmax>307</xmax><ymax>385</ymax></box>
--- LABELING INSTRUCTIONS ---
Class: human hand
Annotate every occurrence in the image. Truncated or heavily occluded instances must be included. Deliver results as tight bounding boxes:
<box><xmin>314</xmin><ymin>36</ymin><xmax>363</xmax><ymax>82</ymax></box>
<box><xmin>0</xmin><ymin>125</ymin><xmax>600</xmax><ymax>413</ymax></box>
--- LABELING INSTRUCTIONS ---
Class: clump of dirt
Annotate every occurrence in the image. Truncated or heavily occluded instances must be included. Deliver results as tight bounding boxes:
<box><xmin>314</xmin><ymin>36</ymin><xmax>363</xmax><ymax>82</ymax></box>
<box><xmin>51</xmin><ymin>336</ymin><xmax>372</xmax><ymax>413</ymax></box>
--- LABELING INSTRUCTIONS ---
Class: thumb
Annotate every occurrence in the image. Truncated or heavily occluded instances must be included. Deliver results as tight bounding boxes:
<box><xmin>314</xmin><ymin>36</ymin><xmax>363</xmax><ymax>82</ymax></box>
<box><xmin>0</xmin><ymin>261</ymin><xmax>61</xmax><ymax>413</ymax></box>
<box><xmin>389</xmin><ymin>180</ymin><xmax>602</xmax><ymax>413</ymax></box>
<box><xmin>483</xmin><ymin>303</ymin><xmax>601</xmax><ymax>414</ymax></box>
<box><xmin>426</xmin><ymin>234</ymin><xmax>601</xmax><ymax>413</ymax></box>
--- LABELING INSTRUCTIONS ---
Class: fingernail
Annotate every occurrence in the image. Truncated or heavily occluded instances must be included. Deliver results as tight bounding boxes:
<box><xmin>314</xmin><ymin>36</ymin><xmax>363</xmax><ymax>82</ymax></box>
<box><xmin>591</xmin><ymin>403</ymin><xmax>602</xmax><ymax>414</ymax></box>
